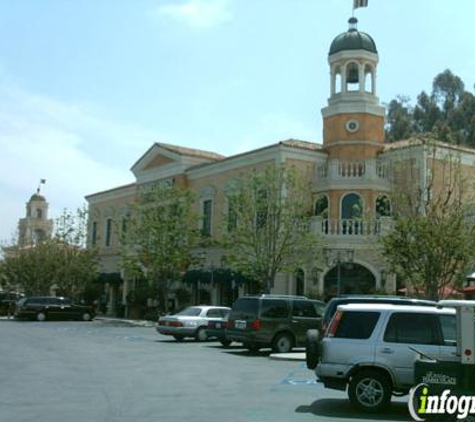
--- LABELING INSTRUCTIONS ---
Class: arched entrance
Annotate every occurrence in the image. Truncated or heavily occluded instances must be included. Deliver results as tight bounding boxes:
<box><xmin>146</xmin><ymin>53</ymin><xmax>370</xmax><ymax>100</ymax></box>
<box><xmin>324</xmin><ymin>263</ymin><xmax>375</xmax><ymax>299</ymax></box>
<box><xmin>295</xmin><ymin>269</ymin><xmax>305</xmax><ymax>296</ymax></box>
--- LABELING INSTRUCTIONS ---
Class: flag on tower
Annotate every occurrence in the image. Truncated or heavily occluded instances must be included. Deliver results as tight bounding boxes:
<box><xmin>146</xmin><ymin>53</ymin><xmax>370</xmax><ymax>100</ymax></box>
<box><xmin>354</xmin><ymin>0</ymin><xmax>368</xmax><ymax>9</ymax></box>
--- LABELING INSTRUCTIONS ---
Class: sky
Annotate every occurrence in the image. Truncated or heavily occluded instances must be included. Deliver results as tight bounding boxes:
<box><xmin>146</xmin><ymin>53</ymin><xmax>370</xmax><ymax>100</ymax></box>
<box><xmin>1</xmin><ymin>0</ymin><xmax>475</xmax><ymax>243</ymax></box>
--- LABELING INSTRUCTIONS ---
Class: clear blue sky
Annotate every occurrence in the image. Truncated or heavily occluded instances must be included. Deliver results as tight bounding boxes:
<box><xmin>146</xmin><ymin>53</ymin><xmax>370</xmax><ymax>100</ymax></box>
<box><xmin>1</xmin><ymin>0</ymin><xmax>474</xmax><ymax>242</ymax></box>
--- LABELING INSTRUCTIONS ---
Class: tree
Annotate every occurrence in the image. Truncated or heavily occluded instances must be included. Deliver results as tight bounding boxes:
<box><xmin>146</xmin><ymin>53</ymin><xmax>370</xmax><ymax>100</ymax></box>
<box><xmin>119</xmin><ymin>184</ymin><xmax>199</xmax><ymax>313</ymax></box>
<box><xmin>385</xmin><ymin>69</ymin><xmax>475</xmax><ymax>147</ymax></box>
<box><xmin>221</xmin><ymin>164</ymin><xmax>321</xmax><ymax>292</ymax></box>
<box><xmin>0</xmin><ymin>207</ymin><xmax>97</xmax><ymax>299</ymax></box>
<box><xmin>380</xmin><ymin>137</ymin><xmax>475</xmax><ymax>300</ymax></box>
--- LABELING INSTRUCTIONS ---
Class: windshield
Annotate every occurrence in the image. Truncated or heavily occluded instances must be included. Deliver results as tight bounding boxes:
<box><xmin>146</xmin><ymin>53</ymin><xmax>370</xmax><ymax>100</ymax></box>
<box><xmin>176</xmin><ymin>307</ymin><xmax>202</xmax><ymax>317</ymax></box>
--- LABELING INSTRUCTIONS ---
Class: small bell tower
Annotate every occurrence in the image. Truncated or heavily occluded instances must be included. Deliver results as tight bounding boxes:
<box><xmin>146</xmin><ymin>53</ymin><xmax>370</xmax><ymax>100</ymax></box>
<box><xmin>18</xmin><ymin>185</ymin><xmax>53</xmax><ymax>246</ymax></box>
<box><xmin>322</xmin><ymin>17</ymin><xmax>385</xmax><ymax>161</ymax></box>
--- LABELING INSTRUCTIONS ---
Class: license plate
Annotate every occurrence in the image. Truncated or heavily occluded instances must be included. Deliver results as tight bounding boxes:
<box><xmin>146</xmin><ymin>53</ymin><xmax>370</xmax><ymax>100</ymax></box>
<box><xmin>215</xmin><ymin>322</ymin><xmax>221</xmax><ymax>329</ymax></box>
<box><xmin>235</xmin><ymin>320</ymin><xmax>246</xmax><ymax>329</ymax></box>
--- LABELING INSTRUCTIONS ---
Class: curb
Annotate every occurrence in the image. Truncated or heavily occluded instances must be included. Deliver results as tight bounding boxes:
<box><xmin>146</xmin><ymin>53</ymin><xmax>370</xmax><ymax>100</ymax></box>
<box><xmin>95</xmin><ymin>317</ymin><xmax>156</xmax><ymax>328</ymax></box>
<box><xmin>269</xmin><ymin>352</ymin><xmax>306</xmax><ymax>361</ymax></box>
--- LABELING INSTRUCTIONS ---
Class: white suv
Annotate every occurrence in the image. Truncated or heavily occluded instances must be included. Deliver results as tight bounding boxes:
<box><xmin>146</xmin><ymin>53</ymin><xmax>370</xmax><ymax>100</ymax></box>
<box><xmin>309</xmin><ymin>304</ymin><xmax>457</xmax><ymax>412</ymax></box>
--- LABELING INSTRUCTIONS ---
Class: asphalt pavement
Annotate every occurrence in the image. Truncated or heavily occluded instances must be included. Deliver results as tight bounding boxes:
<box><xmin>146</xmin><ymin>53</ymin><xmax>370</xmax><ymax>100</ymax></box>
<box><xmin>0</xmin><ymin>319</ymin><xmax>412</xmax><ymax>422</ymax></box>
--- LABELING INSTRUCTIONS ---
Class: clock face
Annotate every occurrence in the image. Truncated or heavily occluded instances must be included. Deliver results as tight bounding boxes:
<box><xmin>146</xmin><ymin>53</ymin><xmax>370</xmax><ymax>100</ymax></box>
<box><xmin>346</xmin><ymin>119</ymin><xmax>360</xmax><ymax>133</ymax></box>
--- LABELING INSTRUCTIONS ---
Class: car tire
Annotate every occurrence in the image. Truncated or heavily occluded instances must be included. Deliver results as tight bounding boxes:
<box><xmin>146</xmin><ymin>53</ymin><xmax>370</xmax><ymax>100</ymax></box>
<box><xmin>219</xmin><ymin>339</ymin><xmax>232</xmax><ymax>347</ymax></box>
<box><xmin>348</xmin><ymin>370</ymin><xmax>392</xmax><ymax>413</ymax></box>
<box><xmin>306</xmin><ymin>329</ymin><xmax>321</xmax><ymax>370</ymax></box>
<box><xmin>272</xmin><ymin>332</ymin><xmax>294</xmax><ymax>354</ymax></box>
<box><xmin>81</xmin><ymin>312</ymin><xmax>92</xmax><ymax>321</ymax></box>
<box><xmin>36</xmin><ymin>312</ymin><xmax>47</xmax><ymax>322</ymax></box>
<box><xmin>195</xmin><ymin>327</ymin><xmax>207</xmax><ymax>342</ymax></box>
<box><xmin>173</xmin><ymin>335</ymin><xmax>184</xmax><ymax>342</ymax></box>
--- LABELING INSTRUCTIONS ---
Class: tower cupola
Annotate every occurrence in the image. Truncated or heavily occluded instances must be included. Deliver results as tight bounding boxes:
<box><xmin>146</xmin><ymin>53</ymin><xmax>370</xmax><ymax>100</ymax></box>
<box><xmin>321</xmin><ymin>18</ymin><xmax>385</xmax><ymax>159</ymax></box>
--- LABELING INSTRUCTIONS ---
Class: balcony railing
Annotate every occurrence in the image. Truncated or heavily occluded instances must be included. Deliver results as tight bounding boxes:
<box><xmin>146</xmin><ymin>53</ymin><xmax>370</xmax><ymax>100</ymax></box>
<box><xmin>315</xmin><ymin>159</ymin><xmax>390</xmax><ymax>182</ymax></box>
<box><xmin>310</xmin><ymin>217</ymin><xmax>393</xmax><ymax>236</ymax></box>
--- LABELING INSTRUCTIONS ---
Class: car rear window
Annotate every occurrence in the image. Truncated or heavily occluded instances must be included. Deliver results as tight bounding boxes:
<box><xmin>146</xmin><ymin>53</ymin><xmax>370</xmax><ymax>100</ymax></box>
<box><xmin>384</xmin><ymin>313</ymin><xmax>439</xmax><ymax>345</ymax></box>
<box><xmin>177</xmin><ymin>307</ymin><xmax>202</xmax><ymax>317</ymax></box>
<box><xmin>261</xmin><ymin>299</ymin><xmax>288</xmax><ymax>319</ymax></box>
<box><xmin>230</xmin><ymin>298</ymin><xmax>258</xmax><ymax>320</ymax></box>
<box><xmin>334</xmin><ymin>311</ymin><xmax>380</xmax><ymax>339</ymax></box>
<box><xmin>206</xmin><ymin>308</ymin><xmax>222</xmax><ymax>318</ymax></box>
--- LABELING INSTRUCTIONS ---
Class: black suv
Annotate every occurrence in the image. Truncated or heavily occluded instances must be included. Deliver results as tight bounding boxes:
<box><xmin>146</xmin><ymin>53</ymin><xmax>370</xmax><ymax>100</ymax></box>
<box><xmin>227</xmin><ymin>294</ymin><xmax>325</xmax><ymax>353</ymax></box>
<box><xmin>15</xmin><ymin>297</ymin><xmax>95</xmax><ymax>321</ymax></box>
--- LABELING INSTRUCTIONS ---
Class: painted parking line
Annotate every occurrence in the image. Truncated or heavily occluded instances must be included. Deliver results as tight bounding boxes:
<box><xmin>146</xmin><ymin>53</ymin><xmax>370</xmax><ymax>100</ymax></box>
<box><xmin>280</xmin><ymin>378</ymin><xmax>317</xmax><ymax>386</ymax></box>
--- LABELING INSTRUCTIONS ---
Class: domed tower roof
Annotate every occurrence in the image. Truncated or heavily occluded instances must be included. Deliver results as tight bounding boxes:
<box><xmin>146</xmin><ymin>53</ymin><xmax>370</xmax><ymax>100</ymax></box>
<box><xmin>329</xmin><ymin>18</ymin><xmax>377</xmax><ymax>56</ymax></box>
<box><xmin>29</xmin><ymin>193</ymin><xmax>46</xmax><ymax>202</ymax></box>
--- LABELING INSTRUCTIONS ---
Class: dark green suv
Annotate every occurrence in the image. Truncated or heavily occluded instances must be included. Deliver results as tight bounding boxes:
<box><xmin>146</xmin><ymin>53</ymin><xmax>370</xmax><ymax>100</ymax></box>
<box><xmin>227</xmin><ymin>294</ymin><xmax>325</xmax><ymax>353</ymax></box>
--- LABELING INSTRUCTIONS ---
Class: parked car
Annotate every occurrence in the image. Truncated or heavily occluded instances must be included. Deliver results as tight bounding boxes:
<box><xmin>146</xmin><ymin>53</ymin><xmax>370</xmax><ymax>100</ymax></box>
<box><xmin>156</xmin><ymin>306</ymin><xmax>231</xmax><ymax>342</ymax></box>
<box><xmin>320</xmin><ymin>295</ymin><xmax>437</xmax><ymax>334</ymax></box>
<box><xmin>0</xmin><ymin>291</ymin><xmax>24</xmax><ymax>315</ymax></box>
<box><xmin>15</xmin><ymin>296</ymin><xmax>95</xmax><ymax>321</ymax></box>
<box><xmin>308</xmin><ymin>303</ymin><xmax>458</xmax><ymax>412</ymax></box>
<box><xmin>206</xmin><ymin>311</ymin><xmax>231</xmax><ymax>347</ymax></box>
<box><xmin>227</xmin><ymin>294</ymin><xmax>325</xmax><ymax>353</ymax></box>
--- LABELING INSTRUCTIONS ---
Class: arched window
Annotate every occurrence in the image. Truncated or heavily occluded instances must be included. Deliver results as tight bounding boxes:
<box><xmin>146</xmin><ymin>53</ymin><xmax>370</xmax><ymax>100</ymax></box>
<box><xmin>314</xmin><ymin>194</ymin><xmax>329</xmax><ymax>218</ymax></box>
<box><xmin>346</xmin><ymin>62</ymin><xmax>359</xmax><ymax>92</ymax></box>
<box><xmin>295</xmin><ymin>269</ymin><xmax>304</xmax><ymax>296</ymax></box>
<box><xmin>334</xmin><ymin>66</ymin><xmax>342</xmax><ymax>94</ymax></box>
<box><xmin>341</xmin><ymin>193</ymin><xmax>363</xmax><ymax>219</ymax></box>
<box><xmin>364</xmin><ymin>64</ymin><xmax>374</xmax><ymax>93</ymax></box>
<box><xmin>376</xmin><ymin>195</ymin><xmax>391</xmax><ymax>217</ymax></box>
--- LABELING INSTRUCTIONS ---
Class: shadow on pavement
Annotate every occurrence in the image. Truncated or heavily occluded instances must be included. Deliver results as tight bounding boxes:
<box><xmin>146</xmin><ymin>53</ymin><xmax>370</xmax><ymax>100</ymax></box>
<box><xmin>222</xmin><ymin>349</ymin><xmax>272</xmax><ymax>358</ymax></box>
<box><xmin>296</xmin><ymin>399</ymin><xmax>411</xmax><ymax>421</ymax></box>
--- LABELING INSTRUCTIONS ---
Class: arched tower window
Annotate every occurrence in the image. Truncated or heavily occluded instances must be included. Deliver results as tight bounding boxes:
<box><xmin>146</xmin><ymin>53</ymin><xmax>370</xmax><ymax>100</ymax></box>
<box><xmin>333</xmin><ymin>66</ymin><xmax>342</xmax><ymax>95</ymax></box>
<box><xmin>364</xmin><ymin>64</ymin><xmax>374</xmax><ymax>94</ymax></box>
<box><xmin>36</xmin><ymin>208</ymin><xmax>43</xmax><ymax>219</ymax></box>
<box><xmin>345</xmin><ymin>62</ymin><xmax>360</xmax><ymax>92</ymax></box>
<box><xmin>376</xmin><ymin>195</ymin><xmax>391</xmax><ymax>217</ymax></box>
<box><xmin>341</xmin><ymin>193</ymin><xmax>363</xmax><ymax>219</ymax></box>
<box><xmin>314</xmin><ymin>194</ymin><xmax>329</xmax><ymax>218</ymax></box>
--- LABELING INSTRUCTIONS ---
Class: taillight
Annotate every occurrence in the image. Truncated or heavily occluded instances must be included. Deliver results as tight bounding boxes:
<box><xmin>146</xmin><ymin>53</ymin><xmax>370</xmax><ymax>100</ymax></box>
<box><xmin>249</xmin><ymin>318</ymin><xmax>261</xmax><ymax>331</ymax></box>
<box><xmin>326</xmin><ymin>311</ymin><xmax>342</xmax><ymax>337</ymax></box>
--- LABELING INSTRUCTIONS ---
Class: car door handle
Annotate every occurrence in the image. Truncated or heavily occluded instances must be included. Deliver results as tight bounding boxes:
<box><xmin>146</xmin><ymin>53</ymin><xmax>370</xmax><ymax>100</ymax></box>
<box><xmin>380</xmin><ymin>347</ymin><xmax>394</xmax><ymax>354</ymax></box>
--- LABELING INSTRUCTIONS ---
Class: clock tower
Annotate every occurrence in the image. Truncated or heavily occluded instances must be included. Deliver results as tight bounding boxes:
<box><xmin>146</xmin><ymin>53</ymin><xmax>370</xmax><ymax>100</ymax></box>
<box><xmin>322</xmin><ymin>17</ymin><xmax>385</xmax><ymax>160</ymax></box>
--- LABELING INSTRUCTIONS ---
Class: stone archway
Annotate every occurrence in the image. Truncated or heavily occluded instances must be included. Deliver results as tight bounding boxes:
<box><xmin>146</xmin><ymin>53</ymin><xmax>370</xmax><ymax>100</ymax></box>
<box><xmin>324</xmin><ymin>263</ymin><xmax>376</xmax><ymax>299</ymax></box>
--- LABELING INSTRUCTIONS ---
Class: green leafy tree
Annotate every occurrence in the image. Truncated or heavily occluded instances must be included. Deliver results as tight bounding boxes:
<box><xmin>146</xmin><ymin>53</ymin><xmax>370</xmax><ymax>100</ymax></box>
<box><xmin>0</xmin><ymin>207</ymin><xmax>97</xmax><ymax>299</ymax></box>
<box><xmin>386</xmin><ymin>69</ymin><xmax>475</xmax><ymax>147</ymax></box>
<box><xmin>120</xmin><ymin>184</ymin><xmax>199</xmax><ymax>313</ymax></box>
<box><xmin>221</xmin><ymin>164</ymin><xmax>321</xmax><ymax>292</ymax></box>
<box><xmin>380</xmin><ymin>137</ymin><xmax>475</xmax><ymax>300</ymax></box>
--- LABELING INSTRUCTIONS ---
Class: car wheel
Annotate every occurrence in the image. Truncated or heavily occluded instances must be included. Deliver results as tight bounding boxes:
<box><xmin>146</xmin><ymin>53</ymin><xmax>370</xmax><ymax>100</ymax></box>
<box><xmin>173</xmin><ymin>335</ymin><xmax>184</xmax><ymax>342</ymax></box>
<box><xmin>36</xmin><ymin>312</ymin><xmax>47</xmax><ymax>322</ymax></box>
<box><xmin>306</xmin><ymin>329</ymin><xmax>321</xmax><ymax>370</ymax></box>
<box><xmin>348</xmin><ymin>370</ymin><xmax>392</xmax><ymax>412</ymax></box>
<box><xmin>195</xmin><ymin>327</ymin><xmax>207</xmax><ymax>342</ymax></box>
<box><xmin>272</xmin><ymin>332</ymin><xmax>294</xmax><ymax>354</ymax></box>
<box><xmin>219</xmin><ymin>339</ymin><xmax>232</xmax><ymax>347</ymax></box>
<box><xmin>81</xmin><ymin>312</ymin><xmax>92</xmax><ymax>321</ymax></box>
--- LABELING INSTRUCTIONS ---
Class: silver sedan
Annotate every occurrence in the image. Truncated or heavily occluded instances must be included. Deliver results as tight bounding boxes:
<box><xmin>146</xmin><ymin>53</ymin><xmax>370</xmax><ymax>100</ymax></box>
<box><xmin>156</xmin><ymin>305</ymin><xmax>231</xmax><ymax>341</ymax></box>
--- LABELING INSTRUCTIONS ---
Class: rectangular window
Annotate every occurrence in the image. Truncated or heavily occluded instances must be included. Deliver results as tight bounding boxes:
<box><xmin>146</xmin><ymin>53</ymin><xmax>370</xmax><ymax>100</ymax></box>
<box><xmin>91</xmin><ymin>222</ymin><xmax>97</xmax><ymax>246</ymax></box>
<box><xmin>261</xmin><ymin>300</ymin><xmax>289</xmax><ymax>319</ymax></box>
<box><xmin>292</xmin><ymin>301</ymin><xmax>318</xmax><ymax>318</ymax></box>
<box><xmin>202</xmin><ymin>200</ymin><xmax>212</xmax><ymax>236</ymax></box>
<box><xmin>334</xmin><ymin>311</ymin><xmax>380</xmax><ymax>339</ymax></box>
<box><xmin>384</xmin><ymin>313</ymin><xmax>439</xmax><ymax>345</ymax></box>
<box><xmin>105</xmin><ymin>218</ymin><xmax>112</xmax><ymax>247</ymax></box>
<box><xmin>121</xmin><ymin>217</ymin><xmax>127</xmax><ymax>235</ymax></box>
<box><xmin>227</xmin><ymin>199</ymin><xmax>237</xmax><ymax>232</ymax></box>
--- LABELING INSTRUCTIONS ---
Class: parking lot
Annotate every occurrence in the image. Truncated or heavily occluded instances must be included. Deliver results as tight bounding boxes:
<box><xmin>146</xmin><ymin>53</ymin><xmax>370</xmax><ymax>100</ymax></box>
<box><xmin>0</xmin><ymin>319</ymin><xmax>411</xmax><ymax>422</ymax></box>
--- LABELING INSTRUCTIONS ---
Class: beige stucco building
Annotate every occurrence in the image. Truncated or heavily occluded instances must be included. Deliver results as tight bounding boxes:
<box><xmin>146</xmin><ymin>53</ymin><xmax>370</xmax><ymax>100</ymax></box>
<box><xmin>86</xmin><ymin>18</ymin><xmax>475</xmax><ymax>314</ymax></box>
